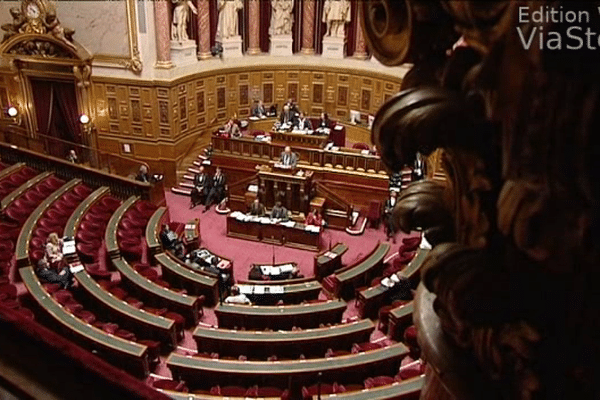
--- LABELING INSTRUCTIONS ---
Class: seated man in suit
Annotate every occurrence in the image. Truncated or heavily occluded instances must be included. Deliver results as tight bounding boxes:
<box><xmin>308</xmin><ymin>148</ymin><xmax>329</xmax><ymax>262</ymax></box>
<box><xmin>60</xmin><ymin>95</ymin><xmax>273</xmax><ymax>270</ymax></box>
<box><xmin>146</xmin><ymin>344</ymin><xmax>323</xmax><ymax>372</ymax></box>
<box><xmin>270</xmin><ymin>201</ymin><xmax>289</xmax><ymax>220</ymax></box>
<box><xmin>319</xmin><ymin>112</ymin><xmax>331</xmax><ymax>129</ymax></box>
<box><xmin>160</xmin><ymin>224</ymin><xmax>186</xmax><ymax>258</ymax></box>
<box><xmin>279</xmin><ymin>105</ymin><xmax>296</xmax><ymax>127</ymax></box>
<box><xmin>382</xmin><ymin>191</ymin><xmax>398</xmax><ymax>243</ymax></box>
<box><xmin>67</xmin><ymin>149</ymin><xmax>78</xmax><ymax>164</ymax></box>
<box><xmin>224</xmin><ymin>286</ymin><xmax>251</xmax><ymax>305</ymax></box>
<box><xmin>305</xmin><ymin>208</ymin><xmax>323</xmax><ymax>226</ymax></box>
<box><xmin>36</xmin><ymin>257</ymin><xmax>74</xmax><ymax>289</ymax></box>
<box><xmin>223</xmin><ymin>118</ymin><xmax>241</xmax><ymax>137</ymax></box>
<box><xmin>248</xmin><ymin>198</ymin><xmax>265</xmax><ymax>217</ymax></box>
<box><xmin>204</xmin><ymin>167</ymin><xmax>227</xmax><ymax>212</ymax></box>
<box><xmin>135</xmin><ymin>165</ymin><xmax>151</xmax><ymax>183</ymax></box>
<box><xmin>251</xmin><ymin>100</ymin><xmax>267</xmax><ymax>118</ymax></box>
<box><xmin>190</xmin><ymin>165</ymin><xmax>211</xmax><ymax>208</ymax></box>
<box><xmin>295</xmin><ymin>112</ymin><xmax>312</xmax><ymax>131</ymax></box>
<box><xmin>278</xmin><ymin>146</ymin><xmax>298</xmax><ymax>169</ymax></box>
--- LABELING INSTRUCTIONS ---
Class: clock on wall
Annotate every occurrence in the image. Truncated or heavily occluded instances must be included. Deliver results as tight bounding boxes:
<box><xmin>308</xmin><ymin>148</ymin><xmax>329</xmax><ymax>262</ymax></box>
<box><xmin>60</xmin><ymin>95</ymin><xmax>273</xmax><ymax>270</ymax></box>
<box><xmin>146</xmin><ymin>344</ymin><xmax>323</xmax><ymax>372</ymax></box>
<box><xmin>21</xmin><ymin>0</ymin><xmax>48</xmax><ymax>34</ymax></box>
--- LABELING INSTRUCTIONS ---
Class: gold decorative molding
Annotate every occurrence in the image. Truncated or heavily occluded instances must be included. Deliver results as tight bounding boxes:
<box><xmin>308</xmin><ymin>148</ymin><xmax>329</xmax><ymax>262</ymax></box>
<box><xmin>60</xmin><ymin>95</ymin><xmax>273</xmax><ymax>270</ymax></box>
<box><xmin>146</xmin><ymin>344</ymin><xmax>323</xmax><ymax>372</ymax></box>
<box><xmin>92</xmin><ymin>0</ymin><xmax>142</xmax><ymax>74</ymax></box>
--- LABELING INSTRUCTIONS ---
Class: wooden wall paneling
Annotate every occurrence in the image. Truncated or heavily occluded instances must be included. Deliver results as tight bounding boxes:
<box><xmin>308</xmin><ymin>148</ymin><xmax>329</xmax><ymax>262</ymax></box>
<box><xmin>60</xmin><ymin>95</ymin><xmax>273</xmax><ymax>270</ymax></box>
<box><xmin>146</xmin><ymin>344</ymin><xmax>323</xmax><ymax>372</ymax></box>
<box><xmin>299</xmin><ymin>71</ymin><xmax>311</xmax><ymax>114</ymax></box>
<box><xmin>217</xmin><ymin>87</ymin><xmax>226</xmax><ymax>110</ymax></box>
<box><xmin>275</xmin><ymin>71</ymin><xmax>286</xmax><ymax>104</ymax></box>
<box><xmin>263</xmin><ymin>82</ymin><xmax>273</xmax><ymax>105</ymax></box>
<box><xmin>361</xmin><ymin>89</ymin><xmax>371</xmax><ymax>112</ymax></box>
<box><xmin>313</xmin><ymin>83</ymin><xmax>323</xmax><ymax>104</ymax></box>
<box><xmin>140</xmin><ymin>88</ymin><xmax>154</xmax><ymax>138</ymax></box>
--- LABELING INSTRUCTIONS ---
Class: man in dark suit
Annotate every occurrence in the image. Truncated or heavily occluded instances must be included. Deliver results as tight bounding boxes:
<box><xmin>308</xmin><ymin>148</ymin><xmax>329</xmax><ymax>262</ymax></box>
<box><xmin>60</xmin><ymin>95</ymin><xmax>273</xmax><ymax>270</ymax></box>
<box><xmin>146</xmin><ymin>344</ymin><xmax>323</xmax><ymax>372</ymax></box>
<box><xmin>279</xmin><ymin>146</ymin><xmax>298</xmax><ymax>168</ymax></box>
<box><xmin>249</xmin><ymin>198</ymin><xmax>265</xmax><ymax>216</ymax></box>
<box><xmin>413</xmin><ymin>152</ymin><xmax>426</xmax><ymax>181</ymax></box>
<box><xmin>319</xmin><ymin>112</ymin><xmax>331</xmax><ymax>129</ymax></box>
<box><xmin>295</xmin><ymin>112</ymin><xmax>312</xmax><ymax>131</ymax></box>
<box><xmin>279</xmin><ymin>105</ymin><xmax>296</xmax><ymax>126</ymax></box>
<box><xmin>252</xmin><ymin>100</ymin><xmax>266</xmax><ymax>117</ymax></box>
<box><xmin>270</xmin><ymin>201</ymin><xmax>288</xmax><ymax>220</ymax></box>
<box><xmin>204</xmin><ymin>167</ymin><xmax>227</xmax><ymax>211</ymax></box>
<box><xmin>160</xmin><ymin>224</ymin><xmax>185</xmax><ymax>257</ymax></box>
<box><xmin>190</xmin><ymin>165</ymin><xmax>211</xmax><ymax>208</ymax></box>
<box><xmin>383</xmin><ymin>191</ymin><xmax>398</xmax><ymax>242</ymax></box>
<box><xmin>135</xmin><ymin>165</ymin><xmax>150</xmax><ymax>183</ymax></box>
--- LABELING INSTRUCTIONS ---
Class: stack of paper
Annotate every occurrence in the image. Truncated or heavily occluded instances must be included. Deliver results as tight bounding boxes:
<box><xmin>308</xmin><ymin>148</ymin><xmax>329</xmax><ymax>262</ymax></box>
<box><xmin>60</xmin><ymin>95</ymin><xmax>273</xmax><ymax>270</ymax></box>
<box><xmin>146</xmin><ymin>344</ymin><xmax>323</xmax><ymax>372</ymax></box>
<box><xmin>253</xmin><ymin>285</ymin><xmax>265</xmax><ymax>294</ymax></box>
<box><xmin>323</xmin><ymin>251</ymin><xmax>337</xmax><ymax>259</ymax></box>
<box><xmin>63</xmin><ymin>240</ymin><xmax>76</xmax><ymax>256</ymax></box>
<box><xmin>247</xmin><ymin>184</ymin><xmax>258</xmax><ymax>193</ymax></box>
<box><xmin>185</xmin><ymin>224</ymin><xmax>195</xmax><ymax>230</ymax></box>
<box><xmin>69</xmin><ymin>262</ymin><xmax>84</xmax><ymax>274</ymax></box>
<box><xmin>249</xmin><ymin>116</ymin><xmax>259</xmax><ymax>121</ymax></box>
<box><xmin>269</xmin><ymin>286</ymin><xmax>284</xmax><ymax>294</ymax></box>
<box><xmin>280</xmin><ymin>264</ymin><xmax>295</xmax><ymax>273</ymax></box>
<box><xmin>238</xmin><ymin>285</ymin><xmax>253</xmax><ymax>294</ymax></box>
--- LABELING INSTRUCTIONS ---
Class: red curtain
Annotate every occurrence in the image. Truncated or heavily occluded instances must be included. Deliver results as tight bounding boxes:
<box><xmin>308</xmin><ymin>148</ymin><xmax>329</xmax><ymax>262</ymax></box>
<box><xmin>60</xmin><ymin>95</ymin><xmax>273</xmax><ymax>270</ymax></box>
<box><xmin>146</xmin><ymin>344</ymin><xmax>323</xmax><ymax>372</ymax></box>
<box><xmin>292</xmin><ymin>0</ymin><xmax>302</xmax><ymax>53</ymax></box>
<box><xmin>314</xmin><ymin>0</ymin><xmax>325</xmax><ymax>54</ymax></box>
<box><xmin>346</xmin><ymin>0</ymin><xmax>357</xmax><ymax>57</ymax></box>
<box><xmin>209</xmin><ymin>0</ymin><xmax>218</xmax><ymax>47</ymax></box>
<box><xmin>259</xmin><ymin>0</ymin><xmax>272</xmax><ymax>53</ymax></box>
<box><xmin>30</xmin><ymin>79</ymin><xmax>52</xmax><ymax>136</ymax></box>
<box><xmin>53</xmin><ymin>82</ymin><xmax>81</xmax><ymax>143</ymax></box>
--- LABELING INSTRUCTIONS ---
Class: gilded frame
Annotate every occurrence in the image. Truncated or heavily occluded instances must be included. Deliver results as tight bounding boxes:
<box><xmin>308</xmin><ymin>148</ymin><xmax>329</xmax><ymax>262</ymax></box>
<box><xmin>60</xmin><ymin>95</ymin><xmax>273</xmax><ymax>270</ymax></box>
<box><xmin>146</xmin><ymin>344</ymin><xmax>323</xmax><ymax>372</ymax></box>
<box><xmin>92</xmin><ymin>0</ymin><xmax>142</xmax><ymax>73</ymax></box>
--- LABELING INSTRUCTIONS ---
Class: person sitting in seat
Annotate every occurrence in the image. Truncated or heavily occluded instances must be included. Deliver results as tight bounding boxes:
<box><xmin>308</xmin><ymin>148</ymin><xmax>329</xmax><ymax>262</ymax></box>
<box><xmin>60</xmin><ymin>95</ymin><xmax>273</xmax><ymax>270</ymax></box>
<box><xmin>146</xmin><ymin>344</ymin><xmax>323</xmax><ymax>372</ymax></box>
<box><xmin>270</xmin><ymin>201</ymin><xmax>289</xmax><ymax>220</ymax></box>
<box><xmin>225</xmin><ymin>285</ymin><xmax>251</xmax><ymax>305</ymax></box>
<box><xmin>319</xmin><ymin>112</ymin><xmax>331</xmax><ymax>129</ymax></box>
<box><xmin>204</xmin><ymin>167</ymin><xmax>227</xmax><ymax>212</ymax></box>
<box><xmin>249</xmin><ymin>198</ymin><xmax>265</xmax><ymax>217</ymax></box>
<box><xmin>383</xmin><ymin>191</ymin><xmax>398</xmax><ymax>243</ymax></box>
<box><xmin>279</xmin><ymin>146</ymin><xmax>298</xmax><ymax>168</ymax></box>
<box><xmin>267</xmin><ymin>104</ymin><xmax>278</xmax><ymax>117</ymax></box>
<box><xmin>305</xmin><ymin>208</ymin><xmax>323</xmax><ymax>226</ymax></box>
<box><xmin>135</xmin><ymin>165</ymin><xmax>151</xmax><ymax>183</ymax></box>
<box><xmin>36</xmin><ymin>257</ymin><xmax>73</xmax><ymax>289</ymax></box>
<box><xmin>279</xmin><ymin>105</ymin><xmax>296</xmax><ymax>126</ymax></box>
<box><xmin>190</xmin><ymin>165</ymin><xmax>211</xmax><ymax>209</ymax></box>
<box><xmin>67</xmin><ymin>149</ymin><xmax>78</xmax><ymax>164</ymax></box>
<box><xmin>45</xmin><ymin>233</ymin><xmax>64</xmax><ymax>269</ymax></box>
<box><xmin>295</xmin><ymin>112</ymin><xmax>312</xmax><ymax>131</ymax></box>
<box><xmin>203</xmin><ymin>143</ymin><xmax>214</xmax><ymax>159</ymax></box>
<box><xmin>223</xmin><ymin>118</ymin><xmax>241</xmax><ymax>137</ymax></box>
<box><xmin>160</xmin><ymin>224</ymin><xmax>185</xmax><ymax>258</ymax></box>
<box><xmin>252</xmin><ymin>100</ymin><xmax>267</xmax><ymax>118</ymax></box>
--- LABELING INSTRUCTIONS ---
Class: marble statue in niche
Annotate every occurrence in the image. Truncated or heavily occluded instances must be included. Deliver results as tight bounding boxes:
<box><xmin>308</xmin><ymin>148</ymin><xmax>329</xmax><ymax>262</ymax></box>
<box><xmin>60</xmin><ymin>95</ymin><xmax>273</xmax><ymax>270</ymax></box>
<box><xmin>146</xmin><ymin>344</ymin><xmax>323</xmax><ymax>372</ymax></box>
<box><xmin>269</xmin><ymin>0</ymin><xmax>294</xmax><ymax>36</ymax></box>
<box><xmin>322</xmin><ymin>0</ymin><xmax>351</xmax><ymax>38</ymax></box>
<box><xmin>171</xmin><ymin>0</ymin><xmax>197</xmax><ymax>42</ymax></box>
<box><xmin>216</xmin><ymin>0</ymin><xmax>243</xmax><ymax>41</ymax></box>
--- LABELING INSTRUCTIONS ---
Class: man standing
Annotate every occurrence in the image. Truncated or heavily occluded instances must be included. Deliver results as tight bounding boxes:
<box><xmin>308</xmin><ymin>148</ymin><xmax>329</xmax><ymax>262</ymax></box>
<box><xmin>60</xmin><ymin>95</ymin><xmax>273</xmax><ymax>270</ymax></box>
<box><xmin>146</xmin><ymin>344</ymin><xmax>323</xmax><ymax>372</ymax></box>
<box><xmin>252</xmin><ymin>100</ymin><xmax>266</xmax><ymax>118</ymax></box>
<box><xmin>249</xmin><ymin>198</ymin><xmax>266</xmax><ymax>216</ymax></box>
<box><xmin>383</xmin><ymin>191</ymin><xmax>398</xmax><ymax>242</ymax></box>
<box><xmin>279</xmin><ymin>105</ymin><xmax>296</xmax><ymax>126</ymax></box>
<box><xmin>295</xmin><ymin>112</ymin><xmax>312</xmax><ymax>131</ymax></box>
<box><xmin>190</xmin><ymin>165</ymin><xmax>211</xmax><ymax>208</ymax></box>
<box><xmin>279</xmin><ymin>146</ymin><xmax>298</xmax><ymax>168</ymax></box>
<box><xmin>205</xmin><ymin>167</ymin><xmax>227</xmax><ymax>212</ymax></box>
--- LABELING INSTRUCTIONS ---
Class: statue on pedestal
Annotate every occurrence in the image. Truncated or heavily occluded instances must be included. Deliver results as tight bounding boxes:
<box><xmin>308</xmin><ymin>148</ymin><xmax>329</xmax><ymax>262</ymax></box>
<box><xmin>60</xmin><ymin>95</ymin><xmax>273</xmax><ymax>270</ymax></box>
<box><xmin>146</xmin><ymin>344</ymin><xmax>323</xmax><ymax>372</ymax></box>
<box><xmin>171</xmin><ymin>0</ymin><xmax>197</xmax><ymax>43</ymax></box>
<box><xmin>216</xmin><ymin>0</ymin><xmax>243</xmax><ymax>41</ymax></box>
<box><xmin>269</xmin><ymin>0</ymin><xmax>294</xmax><ymax>36</ymax></box>
<box><xmin>322</xmin><ymin>0</ymin><xmax>350</xmax><ymax>38</ymax></box>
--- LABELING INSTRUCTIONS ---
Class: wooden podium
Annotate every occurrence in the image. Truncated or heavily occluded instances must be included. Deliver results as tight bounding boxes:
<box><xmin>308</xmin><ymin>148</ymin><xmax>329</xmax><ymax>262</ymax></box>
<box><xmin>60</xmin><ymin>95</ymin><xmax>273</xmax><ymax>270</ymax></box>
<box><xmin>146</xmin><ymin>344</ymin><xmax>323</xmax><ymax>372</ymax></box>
<box><xmin>258</xmin><ymin>167</ymin><xmax>313</xmax><ymax>214</ymax></box>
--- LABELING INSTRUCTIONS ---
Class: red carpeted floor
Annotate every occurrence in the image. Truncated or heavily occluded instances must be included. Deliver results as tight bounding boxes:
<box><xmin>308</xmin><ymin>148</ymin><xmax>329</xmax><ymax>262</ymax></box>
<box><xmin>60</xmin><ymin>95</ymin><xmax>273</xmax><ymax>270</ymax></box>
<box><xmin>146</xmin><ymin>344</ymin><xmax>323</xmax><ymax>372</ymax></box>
<box><xmin>164</xmin><ymin>191</ymin><xmax>409</xmax><ymax>282</ymax></box>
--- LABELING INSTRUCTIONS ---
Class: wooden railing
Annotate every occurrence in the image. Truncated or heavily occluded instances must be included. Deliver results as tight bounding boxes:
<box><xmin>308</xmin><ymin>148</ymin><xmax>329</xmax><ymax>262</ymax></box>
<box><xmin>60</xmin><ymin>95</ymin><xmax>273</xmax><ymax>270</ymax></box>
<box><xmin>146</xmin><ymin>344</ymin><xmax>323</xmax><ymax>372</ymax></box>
<box><xmin>0</xmin><ymin>142</ymin><xmax>164</xmax><ymax>204</ymax></box>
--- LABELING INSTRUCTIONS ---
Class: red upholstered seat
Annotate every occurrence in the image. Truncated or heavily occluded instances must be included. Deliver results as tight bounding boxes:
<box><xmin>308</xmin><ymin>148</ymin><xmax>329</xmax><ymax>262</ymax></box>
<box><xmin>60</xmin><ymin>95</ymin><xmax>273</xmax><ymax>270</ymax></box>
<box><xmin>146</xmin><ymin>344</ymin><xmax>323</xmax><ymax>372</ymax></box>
<box><xmin>152</xmin><ymin>379</ymin><xmax>188</xmax><ymax>392</ymax></box>
<box><xmin>117</xmin><ymin>228</ymin><xmax>143</xmax><ymax>241</ymax></box>
<box><xmin>1</xmin><ymin>299</ymin><xmax>20</xmax><ymax>309</ymax></box>
<box><xmin>30</xmin><ymin>249</ymin><xmax>45</xmax><ymax>264</ymax></box>
<box><xmin>352</xmin><ymin>342</ymin><xmax>385</xmax><ymax>353</ymax></box>
<box><xmin>15</xmin><ymin>307</ymin><xmax>35</xmax><ymax>320</ymax></box>
<box><xmin>138</xmin><ymin>339</ymin><xmax>161</xmax><ymax>361</ymax></box>
<box><xmin>220</xmin><ymin>386</ymin><xmax>247</xmax><ymax>396</ymax></box>
<box><xmin>30</xmin><ymin>236</ymin><xmax>45</xmax><ymax>250</ymax></box>
<box><xmin>125</xmin><ymin>297</ymin><xmax>144</xmax><ymax>308</ymax></box>
<box><xmin>398</xmin><ymin>251</ymin><xmax>417</xmax><ymax>264</ymax></box>
<box><xmin>364</xmin><ymin>375</ymin><xmax>395</xmax><ymax>388</ymax></box>
<box><xmin>302</xmin><ymin>384</ymin><xmax>336</xmax><ymax>399</ymax></box>
<box><xmin>24</xmin><ymin>190</ymin><xmax>47</xmax><ymax>203</ymax></box>
<box><xmin>398</xmin><ymin>360</ymin><xmax>426</xmax><ymax>379</ymax></box>
<box><xmin>74</xmin><ymin>310</ymin><xmax>97</xmax><ymax>324</ymax></box>
<box><xmin>402</xmin><ymin>236</ymin><xmax>421</xmax><ymax>248</ymax></box>
<box><xmin>256</xmin><ymin>387</ymin><xmax>286</xmax><ymax>397</ymax></box>
<box><xmin>52</xmin><ymin>289</ymin><xmax>73</xmax><ymax>304</ymax></box>
<box><xmin>77</xmin><ymin>230</ymin><xmax>101</xmax><ymax>244</ymax></box>
<box><xmin>77</xmin><ymin>243</ymin><xmax>99</xmax><ymax>262</ymax></box>
<box><xmin>352</xmin><ymin>142</ymin><xmax>370</xmax><ymax>150</ymax></box>
<box><xmin>154</xmin><ymin>279</ymin><xmax>171</xmax><ymax>288</ymax></box>
<box><xmin>143</xmin><ymin>306</ymin><xmax>167</xmax><ymax>316</ymax></box>
<box><xmin>73</xmin><ymin>184</ymin><xmax>93</xmax><ymax>199</ymax></box>
<box><xmin>139</xmin><ymin>268</ymin><xmax>158</xmax><ymax>281</ymax></box>
<box><xmin>42</xmin><ymin>283</ymin><xmax>62</xmax><ymax>294</ymax></box>
<box><xmin>404</xmin><ymin>325</ymin><xmax>418</xmax><ymax>348</ymax></box>
<box><xmin>0</xmin><ymin>284</ymin><xmax>17</xmax><ymax>299</ymax></box>
<box><xmin>100</xmin><ymin>196</ymin><xmax>121</xmax><ymax>210</ymax></box>
<box><xmin>109</xmin><ymin>286</ymin><xmax>128</xmax><ymax>300</ymax></box>
<box><xmin>63</xmin><ymin>301</ymin><xmax>84</xmax><ymax>313</ymax></box>
<box><xmin>115</xmin><ymin>329</ymin><xmax>137</xmax><ymax>341</ymax></box>
<box><xmin>94</xmin><ymin>322</ymin><xmax>119</xmax><ymax>334</ymax></box>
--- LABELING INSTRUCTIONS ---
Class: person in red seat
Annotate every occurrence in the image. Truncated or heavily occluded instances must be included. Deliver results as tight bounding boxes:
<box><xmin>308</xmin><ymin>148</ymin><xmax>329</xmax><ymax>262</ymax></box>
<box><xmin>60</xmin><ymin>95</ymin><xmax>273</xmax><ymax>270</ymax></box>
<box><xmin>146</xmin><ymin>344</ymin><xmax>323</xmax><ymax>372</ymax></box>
<box><xmin>224</xmin><ymin>286</ymin><xmax>251</xmax><ymax>305</ymax></box>
<box><xmin>305</xmin><ymin>208</ymin><xmax>323</xmax><ymax>227</ymax></box>
<box><xmin>160</xmin><ymin>224</ymin><xmax>185</xmax><ymax>258</ymax></box>
<box><xmin>223</xmin><ymin>118</ymin><xmax>240</xmax><ymax>137</ymax></box>
<box><xmin>45</xmin><ymin>233</ymin><xmax>64</xmax><ymax>268</ymax></box>
<box><xmin>36</xmin><ymin>257</ymin><xmax>73</xmax><ymax>289</ymax></box>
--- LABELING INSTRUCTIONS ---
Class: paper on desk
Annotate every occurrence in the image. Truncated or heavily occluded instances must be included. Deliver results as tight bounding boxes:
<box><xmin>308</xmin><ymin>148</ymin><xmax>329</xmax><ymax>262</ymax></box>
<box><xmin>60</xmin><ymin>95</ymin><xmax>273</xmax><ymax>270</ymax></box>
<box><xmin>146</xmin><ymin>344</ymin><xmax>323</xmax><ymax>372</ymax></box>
<box><xmin>69</xmin><ymin>262</ymin><xmax>84</xmax><ymax>273</ymax></box>
<box><xmin>390</xmin><ymin>274</ymin><xmax>400</xmax><ymax>283</ymax></box>
<box><xmin>259</xmin><ymin>217</ymin><xmax>272</xmax><ymax>224</ymax></box>
<box><xmin>247</xmin><ymin>184</ymin><xmax>258</xmax><ymax>193</ymax></box>
<box><xmin>381</xmin><ymin>277</ymin><xmax>394</xmax><ymax>288</ymax></box>
<box><xmin>63</xmin><ymin>241</ymin><xmax>76</xmax><ymax>255</ymax></box>
<box><xmin>185</xmin><ymin>224</ymin><xmax>195</xmax><ymax>230</ymax></box>
<box><xmin>280</xmin><ymin>264</ymin><xmax>294</xmax><ymax>273</ymax></box>
<box><xmin>269</xmin><ymin>286</ymin><xmax>284</xmax><ymax>294</ymax></box>
<box><xmin>270</xmin><ymin>266</ymin><xmax>282</xmax><ymax>275</ymax></box>
<box><xmin>334</xmin><ymin>125</ymin><xmax>343</xmax><ymax>131</ymax></box>
<box><xmin>361</xmin><ymin>150</ymin><xmax>370</xmax><ymax>155</ymax></box>
<box><xmin>238</xmin><ymin>285</ymin><xmax>253</xmax><ymax>294</ymax></box>
<box><xmin>249</xmin><ymin>116</ymin><xmax>259</xmax><ymax>121</ymax></box>
<box><xmin>281</xmin><ymin>221</ymin><xmax>295</xmax><ymax>227</ymax></box>
<box><xmin>260</xmin><ymin>266</ymin><xmax>270</xmax><ymax>275</ymax></box>
<box><xmin>324</xmin><ymin>251</ymin><xmax>337</xmax><ymax>259</ymax></box>
<box><xmin>253</xmin><ymin>285</ymin><xmax>265</xmax><ymax>294</ymax></box>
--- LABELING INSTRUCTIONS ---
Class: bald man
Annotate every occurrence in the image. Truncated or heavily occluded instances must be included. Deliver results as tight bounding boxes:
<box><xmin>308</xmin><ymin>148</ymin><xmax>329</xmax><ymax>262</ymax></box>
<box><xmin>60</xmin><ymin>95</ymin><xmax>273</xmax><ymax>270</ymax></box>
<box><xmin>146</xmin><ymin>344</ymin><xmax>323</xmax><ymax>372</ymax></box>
<box><xmin>279</xmin><ymin>146</ymin><xmax>298</xmax><ymax>168</ymax></box>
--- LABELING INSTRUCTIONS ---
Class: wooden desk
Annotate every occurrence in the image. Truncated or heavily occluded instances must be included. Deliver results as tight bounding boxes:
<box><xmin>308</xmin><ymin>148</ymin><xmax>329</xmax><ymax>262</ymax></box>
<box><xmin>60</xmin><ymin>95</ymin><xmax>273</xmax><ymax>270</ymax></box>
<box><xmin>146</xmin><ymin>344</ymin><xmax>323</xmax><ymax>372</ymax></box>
<box><xmin>258</xmin><ymin>168</ymin><xmax>313</xmax><ymax>212</ymax></box>
<box><xmin>145</xmin><ymin>206</ymin><xmax>167</xmax><ymax>258</ymax></box>
<box><xmin>155</xmin><ymin>252</ymin><xmax>219</xmax><ymax>306</ymax></box>
<box><xmin>193</xmin><ymin>319</ymin><xmax>375</xmax><ymax>359</ymax></box>
<box><xmin>271</xmin><ymin>130</ymin><xmax>328</xmax><ymax>149</ymax></box>
<box><xmin>226</xmin><ymin>215</ymin><xmax>321</xmax><ymax>252</ymax></box>
<box><xmin>388</xmin><ymin>301</ymin><xmax>415</xmax><ymax>342</ymax></box>
<box><xmin>112</xmin><ymin>258</ymin><xmax>200</xmax><ymax>326</ymax></box>
<box><xmin>333</xmin><ymin>242</ymin><xmax>391</xmax><ymax>299</ymax></box>
<box><xmin>105</xmin><ymin>195</ymin><xmax>138</xmax><ymax>260</ymax></box>
<box><xmin>183</xmin><ymin>218</ymin><xmax>200</xmax><ymax>251</ymax></box>
<box><xmin>314</xmin><ymin>375</ymin><xmax>424</xmax><ymax>400</ymax></box>
<box><xmin>159</xmin><ymin>390</ymin><xmax>280</xmax><ymax>400</ymax></box>
<box><xmin>20</xmin><ymin>267</ymin><xmax>150</xmax><ymax>378</ymax></box>
<box><xmin>356</xmin><ymin>248</ymin><xmax>428</xmax><ymax>319</ymax></box>
<box><xmin>215</xmin><ymin>300</ymin><xmax>346</xmax><ymax>330</ymax></box>
<box><xmin>248</xmin><ymin>262</ymin><xmax>299</xmax><ymax>281</ymax></box>
<box><xmin>0</xmin><ymin>171</ymin><xmax>51</xmax><ymax>211</ymax></box>
<box><xmin>235</xmin><ymin>279</ymin><xmax>322</xmax><ymax>305</ymax></box>
<box><xmin>314</xmin><ymin>242</ymin><xmax>349</xmax><ymax>280</ymax></box>
<box><xmin>15</xmin><ymin>178</ymin><xmax>81</xmax><ymax>268</ymax></box>
<box><xmin>167</xmin><ymin>343</ymin><xmax>408</xmax><ymax>392</ymax></box>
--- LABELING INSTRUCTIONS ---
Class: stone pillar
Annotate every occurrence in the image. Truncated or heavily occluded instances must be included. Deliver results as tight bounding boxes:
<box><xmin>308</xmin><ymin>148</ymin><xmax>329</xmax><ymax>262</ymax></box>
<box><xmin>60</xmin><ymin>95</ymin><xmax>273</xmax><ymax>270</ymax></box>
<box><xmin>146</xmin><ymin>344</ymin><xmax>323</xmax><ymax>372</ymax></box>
<box><xmin>301</xmin><ymin>0</ymin><xmax>316</xmax><ymax>55</ymax></box>
<box><xmin>247</xmin><ymin>0</ymin><xmax>261</xmax><ymax>55</ymax></box>
<box><xmin>197</xmin><ymin>0</ymin><xmax>212</xmax><ymax>59</ymax></box>
<box><xmin>354</xmin><ymin>5</ymin><xmax>368</xmax><ymax>59</ymax></box>
<box><xmin>154</xmin><ymin>0</ymin><xmax>173</xmax><ymax>68</ymax></box>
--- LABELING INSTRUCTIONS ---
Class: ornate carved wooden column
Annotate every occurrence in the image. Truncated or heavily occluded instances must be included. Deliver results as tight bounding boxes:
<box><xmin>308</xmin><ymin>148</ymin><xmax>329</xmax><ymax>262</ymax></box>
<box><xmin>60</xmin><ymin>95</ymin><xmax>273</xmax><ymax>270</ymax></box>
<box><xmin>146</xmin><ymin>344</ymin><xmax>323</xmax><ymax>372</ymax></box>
<box><xmin>154</xmin><ymin>0</ymin><xmax>173</xmax><ymax>68</ymax></box>
<box><xmin>197</xmin><ymin>0</ymin><xmax>212</xmax><ymax>59</ymax></box>
<box><xmin>301</xmin><ymin>0</ymin><xmax>316</xmax><ymax>55</ymax></box>
<box><xmin>354</xmin><ymin>5</ymin><xmax>368</xmax><ymax>59</ymax></box>
<box><xmin>247</xmin><ymin>0</ymin><xmax>261</xmax><ymax>55</ymax></box>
